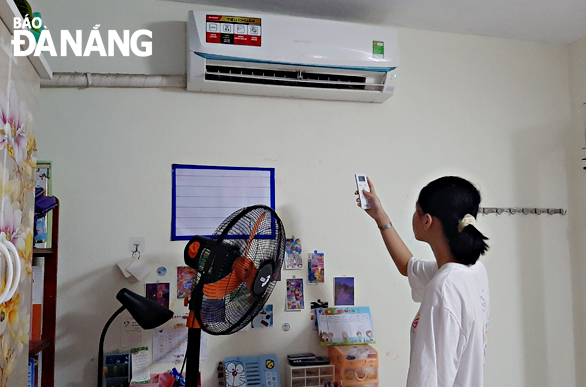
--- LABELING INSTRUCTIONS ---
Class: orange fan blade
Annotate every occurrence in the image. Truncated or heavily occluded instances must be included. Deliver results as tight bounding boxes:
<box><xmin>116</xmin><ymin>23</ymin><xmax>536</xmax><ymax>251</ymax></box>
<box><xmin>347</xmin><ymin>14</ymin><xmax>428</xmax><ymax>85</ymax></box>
<box><xmin>244</xmin><ymin>212</ymin><xmax>266</xmax><ymax>259</ymax></box>
<box><xmin>202</xmin><ymin>212</ymin><xmax>266</xmax><ymax>299</ymax></box>
<box><xmin>203</xmin><ymin>256</ymin><xmax>258</xmax><ymax>299</ymax></box>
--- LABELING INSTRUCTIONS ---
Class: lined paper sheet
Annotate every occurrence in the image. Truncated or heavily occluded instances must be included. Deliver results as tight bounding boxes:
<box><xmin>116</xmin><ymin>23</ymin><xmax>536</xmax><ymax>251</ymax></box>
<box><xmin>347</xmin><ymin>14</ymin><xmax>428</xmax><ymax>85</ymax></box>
<box><xmin>172</xmin><ymin>165</ymin><xmax>275</xmax><ymax>240</ymax></box>
<box><xmin>152</xmin><ymin>328</ymin><xmax>207</xmax><ymax>363</ymax></box>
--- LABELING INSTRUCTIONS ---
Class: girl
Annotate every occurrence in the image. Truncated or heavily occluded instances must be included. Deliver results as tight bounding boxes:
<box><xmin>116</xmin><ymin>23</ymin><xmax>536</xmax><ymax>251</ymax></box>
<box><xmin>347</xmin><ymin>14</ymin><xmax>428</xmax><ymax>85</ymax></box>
<box><xmin>356</xmin><ymin>176</ymin><xmax>490</xmax><ymax>387</ymax></box>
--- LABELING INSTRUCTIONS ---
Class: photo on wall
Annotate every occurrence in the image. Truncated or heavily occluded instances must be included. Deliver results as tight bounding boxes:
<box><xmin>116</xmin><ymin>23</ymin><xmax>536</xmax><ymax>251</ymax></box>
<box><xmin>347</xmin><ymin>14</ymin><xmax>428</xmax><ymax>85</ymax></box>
<box><xmin>308</xmin><ymin>251</ymin><xmax>325</xmax><ymax>284</ymax></box>
<box><xmin>285</xmin><ymin>237</ymin><xmax>303</xmax><ymax>269</ymax></box>
<box><xmin>252</xmin><ymin>304</ymin><xmax>273</xmax><ymax>328</ymax></box>
<box><xmin>146</xmin><ymin>282</ymin><xmax>170</xmax><ymax>309</ymax></box>
<box><xmin>334</xmin><ymin>277</ymin><xmax>355</xmax><ymax>306</ymax></box>
<box><xmin>286</xmin><ymin>278</ymin><xmax>305</xmax><ymax>310</ymax></box>
<box><xmin>177</xmin><ymin>266</ymin><xmax>197</xmax><ymax>299</ymax></box>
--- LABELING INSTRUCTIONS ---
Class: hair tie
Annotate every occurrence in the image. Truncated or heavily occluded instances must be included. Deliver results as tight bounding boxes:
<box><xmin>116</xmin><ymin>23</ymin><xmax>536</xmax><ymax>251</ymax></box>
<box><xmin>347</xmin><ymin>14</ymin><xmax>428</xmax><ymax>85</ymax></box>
<box><xmin>458</xmin><ymin>214</ymin><xmax>477</xmax><ymax>233</ymax></box>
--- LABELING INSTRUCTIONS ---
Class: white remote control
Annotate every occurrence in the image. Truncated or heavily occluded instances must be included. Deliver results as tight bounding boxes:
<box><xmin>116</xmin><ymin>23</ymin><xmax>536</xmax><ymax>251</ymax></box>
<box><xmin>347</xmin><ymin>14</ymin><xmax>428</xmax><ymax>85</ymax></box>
<box><xmin>355</xmin><ymin>174</ymin><xmax>371</xmax><ymax>209</ymax></box>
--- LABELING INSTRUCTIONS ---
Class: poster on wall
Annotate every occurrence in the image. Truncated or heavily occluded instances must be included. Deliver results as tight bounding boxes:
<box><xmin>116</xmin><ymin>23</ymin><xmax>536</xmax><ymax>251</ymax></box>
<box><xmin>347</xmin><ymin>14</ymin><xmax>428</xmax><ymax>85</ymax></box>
<box><xmin>171</xmin><ymin>164</ymin><xmax>275</xmax><ymax>240</ymax></box>
<box><xmin>146</xmin><ymin>282</ymin><xmax>170</xmax><ymax>309</ymax></box>
<box><xmin>285</xmin><ymin>237</ymin><xmax>303</xmax><ymax>269</ymax></box>
<box><xmin>308</xmin><ymin>251</ymin><xmax>325</xmax><ymax>284</ymax></box>
<box><xmin>286</xmin><ymin>278</ymin><xmax>305</xmax><ymax>310</ymax></box>
<box><xmin>252</xmin><ymin>304</ymin><xmax>273</xmax><ymax>328</ymax></box>
<box><xmin>177</xmin><ymin>266</ymin><xmax>197</xmax><ymax>299</ymax></box>
<box><xmin>316</xmin><ymin>307</ymin><xmax>375</xmax><ymax>346</ymax></box>
<box><xmin>334</xmin><ymin>277</ymin><xmax>355</xmax><ymax>306</ymax></box>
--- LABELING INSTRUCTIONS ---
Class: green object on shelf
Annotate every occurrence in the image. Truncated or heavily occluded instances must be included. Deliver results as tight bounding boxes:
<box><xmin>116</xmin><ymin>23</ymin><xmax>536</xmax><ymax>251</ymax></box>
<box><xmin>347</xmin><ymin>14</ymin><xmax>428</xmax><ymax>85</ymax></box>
<box><xmin>14</xmin><ymin>0</ymin><xmax>32</xmax><ymax>20</ymax></box>
<box><xmin>14</xmin><ymin>0</ymin><xmax>45</xmax><ymax>43</ymax></box>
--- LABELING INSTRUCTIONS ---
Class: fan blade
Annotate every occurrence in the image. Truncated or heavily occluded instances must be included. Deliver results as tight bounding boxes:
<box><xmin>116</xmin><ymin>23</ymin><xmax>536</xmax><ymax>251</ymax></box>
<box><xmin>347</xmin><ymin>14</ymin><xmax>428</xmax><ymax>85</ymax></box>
<box><xmin>202</xmin><ymin>256</ymin><xmax>258</xmax><ymax>299</ymax></box>
<box><xmin>244</xmin><ymin>212</ymin><xmax>266</xmax><ymax>259</ymax></box>
<box><xmin>202</xmin><ymin>212</ymin><xmax>266</xmax><ymax>299</ymax></box>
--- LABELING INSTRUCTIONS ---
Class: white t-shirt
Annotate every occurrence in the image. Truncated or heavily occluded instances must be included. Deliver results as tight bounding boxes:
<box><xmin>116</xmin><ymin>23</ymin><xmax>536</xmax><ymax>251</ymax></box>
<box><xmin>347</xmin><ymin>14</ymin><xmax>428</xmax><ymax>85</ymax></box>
<box><xmin>406</xmin><ymin>256</ymin><xmax>490</xmax><ymax>387</ymax></box>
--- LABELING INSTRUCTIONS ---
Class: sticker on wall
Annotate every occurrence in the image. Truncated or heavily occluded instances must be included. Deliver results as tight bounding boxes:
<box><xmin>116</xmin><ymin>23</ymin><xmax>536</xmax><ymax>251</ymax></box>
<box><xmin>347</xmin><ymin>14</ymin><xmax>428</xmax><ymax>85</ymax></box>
<box><xmin>252</xmin><ymin>304</ymin><xmax>273</xmax><ymax>328</ymax></box>
<box><xmin>282</xmin><ymin>323</ymin><xmax>290</xmax><ymax>331</ymax></box>
<box><xmin>286</xmin><ymin>278</ymin><xmax>305</xmax><ymax>311</ymax></box>
<box><xmin>308</xmin><ymin>251</ymin><xmax>325</xmax><ymax>284</ymax></box>
<box><xmin>334</xmin><ymin>277</ymin><xmax>355</xmax><ymax>306</ymax></box>
<box><xmin>156</xmin><ymin>267</ymin><xmax>167</xmax><ymax>277</ymax></box>
<box><xmin>285</xmin><ymin>237</ymin><xmax>303</xmax><ymax>270</ymax></box>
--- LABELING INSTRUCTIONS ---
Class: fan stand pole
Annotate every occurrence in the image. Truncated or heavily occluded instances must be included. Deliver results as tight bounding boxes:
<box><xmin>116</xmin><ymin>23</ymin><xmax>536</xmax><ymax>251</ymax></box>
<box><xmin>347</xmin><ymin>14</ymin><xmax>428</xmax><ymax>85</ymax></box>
<box><xmin>186</xmin><ymin>327</ymin><xmax>201</xmax><ymax>387</ymax></box>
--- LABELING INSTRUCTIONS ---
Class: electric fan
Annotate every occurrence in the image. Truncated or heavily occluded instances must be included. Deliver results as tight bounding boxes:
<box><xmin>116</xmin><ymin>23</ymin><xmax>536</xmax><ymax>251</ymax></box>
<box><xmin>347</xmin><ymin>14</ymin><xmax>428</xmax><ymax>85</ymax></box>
<box><xmin>182</xmin><ymin>204</ymin><xmax>285</xmax><ymax>387</ymax></box>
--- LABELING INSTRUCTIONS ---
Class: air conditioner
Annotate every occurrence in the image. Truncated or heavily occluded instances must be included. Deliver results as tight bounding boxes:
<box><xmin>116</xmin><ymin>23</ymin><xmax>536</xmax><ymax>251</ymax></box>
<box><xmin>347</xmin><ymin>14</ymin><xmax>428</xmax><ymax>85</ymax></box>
<box><xmin>186</xmin><ymin>11</ymin><xmax>399</xmax><ymax>103</ymax></box>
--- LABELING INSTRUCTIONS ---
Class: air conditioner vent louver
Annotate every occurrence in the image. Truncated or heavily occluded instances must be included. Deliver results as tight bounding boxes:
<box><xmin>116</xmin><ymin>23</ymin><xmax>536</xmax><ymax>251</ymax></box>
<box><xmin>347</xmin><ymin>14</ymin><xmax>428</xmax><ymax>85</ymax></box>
<box><xmin>205</xmin><ymin>64</ymin><xmax>384</xmax><ymax>91</ymax></box>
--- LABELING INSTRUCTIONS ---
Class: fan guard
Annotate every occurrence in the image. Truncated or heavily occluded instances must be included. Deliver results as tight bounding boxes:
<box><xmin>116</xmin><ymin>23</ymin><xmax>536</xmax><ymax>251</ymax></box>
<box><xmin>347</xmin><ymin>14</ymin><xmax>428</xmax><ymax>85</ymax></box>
<box><xmin>186</xmin><ymin>205</ymin><xmax>285</xmax><ymax>335</ymax></box>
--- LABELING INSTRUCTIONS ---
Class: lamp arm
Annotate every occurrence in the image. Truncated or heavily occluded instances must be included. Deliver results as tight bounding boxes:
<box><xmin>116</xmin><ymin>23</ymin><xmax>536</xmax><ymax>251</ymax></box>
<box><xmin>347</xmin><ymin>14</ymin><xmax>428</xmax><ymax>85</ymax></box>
<box><xmin>98</xmin><ymin>305</ymin><xmax>127</xmax><ymax>387</ymax></box>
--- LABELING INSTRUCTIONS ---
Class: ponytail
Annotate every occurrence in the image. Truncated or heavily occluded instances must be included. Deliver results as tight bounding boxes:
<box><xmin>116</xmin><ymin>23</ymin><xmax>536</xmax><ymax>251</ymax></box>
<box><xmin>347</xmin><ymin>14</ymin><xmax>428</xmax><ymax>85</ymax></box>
<box><xmin>449</xmin><ymin>221</ymin><xmax>489</xmax><ymax>265</ymax></box>
<box><xmin>418</xmin><ymin>176</ymin><xmax>489</xmax><ymax>265</ymax></box>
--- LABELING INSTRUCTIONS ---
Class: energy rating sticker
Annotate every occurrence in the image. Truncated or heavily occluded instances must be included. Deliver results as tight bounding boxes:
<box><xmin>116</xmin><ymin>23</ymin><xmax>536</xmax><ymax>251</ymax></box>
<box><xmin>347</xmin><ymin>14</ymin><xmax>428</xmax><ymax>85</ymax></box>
<box><xmin>373</xmin><ymin>41</ymin><xmax>384</xmax><ymax>59</ymax></box>
<box><xmin>206</xmin><ymin>15</ymin><xmax>262</xmax><ymax>46</ymax></box>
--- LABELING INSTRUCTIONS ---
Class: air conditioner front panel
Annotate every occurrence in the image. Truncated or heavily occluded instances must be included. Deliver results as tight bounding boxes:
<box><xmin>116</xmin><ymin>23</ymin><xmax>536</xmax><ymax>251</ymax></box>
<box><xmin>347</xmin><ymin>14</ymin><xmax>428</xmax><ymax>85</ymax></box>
<box><xmin>188</xmin><ymin>11</ymin><xmax>399</xmax><ymax>70</ymax></box>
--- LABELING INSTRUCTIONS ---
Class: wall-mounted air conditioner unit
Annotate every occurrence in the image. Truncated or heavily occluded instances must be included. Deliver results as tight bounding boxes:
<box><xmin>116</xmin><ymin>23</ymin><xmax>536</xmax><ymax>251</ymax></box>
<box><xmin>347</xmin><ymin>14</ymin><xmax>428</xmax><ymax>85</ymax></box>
<box><xmin>186</xmin><ymin>11</ymin><xmax>399</xmax><ymax>103</ymax></box>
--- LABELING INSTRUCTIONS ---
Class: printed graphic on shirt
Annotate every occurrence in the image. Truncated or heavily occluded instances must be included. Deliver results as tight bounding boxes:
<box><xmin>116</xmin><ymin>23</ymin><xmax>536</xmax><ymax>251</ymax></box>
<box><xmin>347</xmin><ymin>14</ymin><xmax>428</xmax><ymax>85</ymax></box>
<box><xmin>480</xmin><ymin>294</ymin><xmax>487</xmax><ymax>312</ymax></box>
<box><xmin>411</xmin><ymin>313</ymin><xmax>420</xmax><ymax>331</ymax></box>
<box><xmin>483</xmin><ymin>320</ymin><xmax>489</xmax><ymax>361</ymax></box>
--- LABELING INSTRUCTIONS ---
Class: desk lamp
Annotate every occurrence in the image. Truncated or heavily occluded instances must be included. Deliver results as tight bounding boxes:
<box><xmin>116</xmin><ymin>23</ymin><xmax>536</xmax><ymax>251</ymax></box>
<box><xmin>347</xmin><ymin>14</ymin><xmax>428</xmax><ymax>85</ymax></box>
<box><xmin>98</xmin><ymin>288</ymin><xmax>173</xmax><ymax>387</ymax></box>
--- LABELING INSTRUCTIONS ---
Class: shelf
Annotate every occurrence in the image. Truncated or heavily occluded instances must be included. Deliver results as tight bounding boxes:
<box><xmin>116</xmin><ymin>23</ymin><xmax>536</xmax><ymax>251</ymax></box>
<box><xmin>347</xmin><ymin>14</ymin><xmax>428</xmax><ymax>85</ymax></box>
<box><xmin>0</xmin><ymin>0</ymin><xmax>52</xmax><ymax>79</ymax></box>
<box><xmin>29</xmin><ymin>340</ymin><xmax>50</xmax><ymax>357</ymax></box>
<box><xmin>31</xmin><ymin>198</ymin><xmax>58</xmax><ymax>387</ymax></box>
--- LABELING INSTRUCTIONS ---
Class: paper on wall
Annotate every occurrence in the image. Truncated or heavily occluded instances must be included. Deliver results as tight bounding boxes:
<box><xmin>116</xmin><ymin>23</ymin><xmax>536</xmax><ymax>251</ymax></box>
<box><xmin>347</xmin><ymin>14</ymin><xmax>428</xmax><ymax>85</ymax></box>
<box><xmin>152</xmin><ymin>327</ymin><xmax>187</xmax><ymax>364</ymax></box>
<box><xmin>122</xmin><ymin>317</ymin><xmax>143</xmax><ymax>347</ymax></box>
<box><xmin>130</xmin><ymin>347</ymin><xmax>151</xmax><ymax>384</ymax></box>
<box><xmin>152</xmin><ymin>327</ymin><xmax>207</xmax><ymax>364</ymax></box>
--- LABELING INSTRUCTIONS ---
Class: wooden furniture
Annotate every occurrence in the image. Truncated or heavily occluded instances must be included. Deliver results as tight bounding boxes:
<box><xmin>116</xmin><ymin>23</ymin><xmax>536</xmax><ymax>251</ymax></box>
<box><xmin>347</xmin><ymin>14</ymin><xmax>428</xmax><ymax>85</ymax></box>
<box><xmin>29</xmin><ymin>199</ymin><xmax>59</xmax><ymax>387</ymax></box>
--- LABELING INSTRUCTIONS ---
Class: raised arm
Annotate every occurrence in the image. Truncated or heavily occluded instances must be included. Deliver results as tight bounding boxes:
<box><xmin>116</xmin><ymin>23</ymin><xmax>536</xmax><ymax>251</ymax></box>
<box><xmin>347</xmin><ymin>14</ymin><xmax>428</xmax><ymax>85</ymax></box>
<box><xmin>356</xmin><ymin>178</ymin><xmax>413</xmax><ymax>276</ymax></box>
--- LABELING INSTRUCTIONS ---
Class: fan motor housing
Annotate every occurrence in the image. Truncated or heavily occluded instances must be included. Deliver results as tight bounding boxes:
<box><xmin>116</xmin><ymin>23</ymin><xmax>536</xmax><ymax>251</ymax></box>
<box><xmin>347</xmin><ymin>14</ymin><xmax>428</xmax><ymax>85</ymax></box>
<box><xmin>252</xmin><ymin>261</ymin><xmax>274</xmax><ymax>297</ymax></box>
<box><xmin>184</xmin><ymin>235</ymin><xmax>240</xmax><ymax>283</ymax></box>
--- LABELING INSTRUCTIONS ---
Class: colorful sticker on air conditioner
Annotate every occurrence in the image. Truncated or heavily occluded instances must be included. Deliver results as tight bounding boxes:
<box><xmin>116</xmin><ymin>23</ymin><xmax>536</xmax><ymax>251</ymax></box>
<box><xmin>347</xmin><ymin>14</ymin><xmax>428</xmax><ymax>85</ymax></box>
<box><xmin>206</xmin><ymin>15</ymin><xmax>262</xmax><ymax>47</ymax></box>
<box><xmin>373</xmin><ymin>40</ymin><xmax>384</xmax><ymax>59</ymax></box>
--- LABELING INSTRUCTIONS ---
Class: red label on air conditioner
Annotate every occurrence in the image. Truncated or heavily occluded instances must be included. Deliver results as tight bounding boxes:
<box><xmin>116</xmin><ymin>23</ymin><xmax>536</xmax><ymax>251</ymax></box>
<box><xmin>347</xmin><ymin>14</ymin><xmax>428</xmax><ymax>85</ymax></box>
<box><xmin>249</xmin><ymin>36</ymin><xmax>261</xmax><ymax>46</ymax></box>
<box><xmin>206</xmin><ymin>32</ymin><xmax>221</xmax><ymax>44</ymax></box>
<box><xmin>233</xmin><ymin>34</ymin><xmax>248</xmax><ymax>45</ymax></box>
<box><xmin>205</xmin><ymin>14</ymin><xmax>261</xmax><ymax>47</ymax></box>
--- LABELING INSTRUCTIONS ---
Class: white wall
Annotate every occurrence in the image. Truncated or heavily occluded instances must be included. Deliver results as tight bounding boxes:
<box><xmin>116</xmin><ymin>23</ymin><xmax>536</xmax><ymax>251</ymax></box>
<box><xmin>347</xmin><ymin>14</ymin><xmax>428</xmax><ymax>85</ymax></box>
<box><xmin>568</xmin><ymin>35</ymin><xmax>586</xmax><ymax>387</ymax></box>
<box><xmin>34</xmin><ymin>2</ymin><xmax>578</xmax><ymax>386</ymax></box>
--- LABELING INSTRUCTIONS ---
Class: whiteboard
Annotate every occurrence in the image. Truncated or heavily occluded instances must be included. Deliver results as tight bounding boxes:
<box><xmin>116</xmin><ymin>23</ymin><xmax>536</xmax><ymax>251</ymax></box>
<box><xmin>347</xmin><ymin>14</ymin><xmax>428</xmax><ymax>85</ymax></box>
<box><xmin>171</xmin><ymin>164</ymin><xmax>275</xmax><ymax>240</ymax></box>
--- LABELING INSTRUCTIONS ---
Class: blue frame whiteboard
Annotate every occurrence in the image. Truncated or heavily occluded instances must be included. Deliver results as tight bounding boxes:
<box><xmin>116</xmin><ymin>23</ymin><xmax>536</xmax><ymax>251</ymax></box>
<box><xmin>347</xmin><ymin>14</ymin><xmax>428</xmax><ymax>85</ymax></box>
<box><xmin>171</xmin><ymin>164</ymin><xmax>276</xmax><ymax>240</ymax></box>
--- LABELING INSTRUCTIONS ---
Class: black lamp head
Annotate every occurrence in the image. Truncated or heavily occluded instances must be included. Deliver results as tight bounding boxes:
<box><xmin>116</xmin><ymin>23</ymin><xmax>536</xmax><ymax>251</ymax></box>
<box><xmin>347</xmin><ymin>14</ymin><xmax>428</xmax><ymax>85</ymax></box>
<box><xmin>116</xmin><ymin>288</ymin><xmax>173</xmax><ymax>329</ymax></box>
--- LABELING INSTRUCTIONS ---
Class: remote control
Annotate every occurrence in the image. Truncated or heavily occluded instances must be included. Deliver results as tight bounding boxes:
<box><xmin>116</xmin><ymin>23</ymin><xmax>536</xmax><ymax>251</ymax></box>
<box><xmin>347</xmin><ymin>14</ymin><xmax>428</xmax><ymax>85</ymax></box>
<box><xmin>355</xmin><ymin>174</ymin><xmax>371</xmax><ymax>210</ymax></box>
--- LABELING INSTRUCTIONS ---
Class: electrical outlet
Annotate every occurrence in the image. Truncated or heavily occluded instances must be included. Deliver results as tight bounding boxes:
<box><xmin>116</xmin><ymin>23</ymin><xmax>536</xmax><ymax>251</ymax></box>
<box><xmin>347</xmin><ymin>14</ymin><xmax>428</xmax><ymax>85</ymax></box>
<box><xmin>129</xmin><ymin>237</ymin><xmax>145</xmax><ymax>253</ymax></box>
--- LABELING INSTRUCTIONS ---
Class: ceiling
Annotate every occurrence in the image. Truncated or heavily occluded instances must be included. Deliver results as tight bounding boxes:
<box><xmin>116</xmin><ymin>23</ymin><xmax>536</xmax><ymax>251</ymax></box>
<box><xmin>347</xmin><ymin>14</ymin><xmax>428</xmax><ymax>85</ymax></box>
<box><xmin>168</xmin><ymin>0</ymin><xmax>586</xmax><ymax>45</ymax></box>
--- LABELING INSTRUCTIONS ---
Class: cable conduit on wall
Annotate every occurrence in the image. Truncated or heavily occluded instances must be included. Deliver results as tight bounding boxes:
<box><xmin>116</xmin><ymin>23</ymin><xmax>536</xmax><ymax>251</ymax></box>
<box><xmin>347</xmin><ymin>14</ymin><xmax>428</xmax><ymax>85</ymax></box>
<box><xmin>41</xmin><ymin>72</ymin><xmax>187</xmax><ymax>88</ymax></box>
